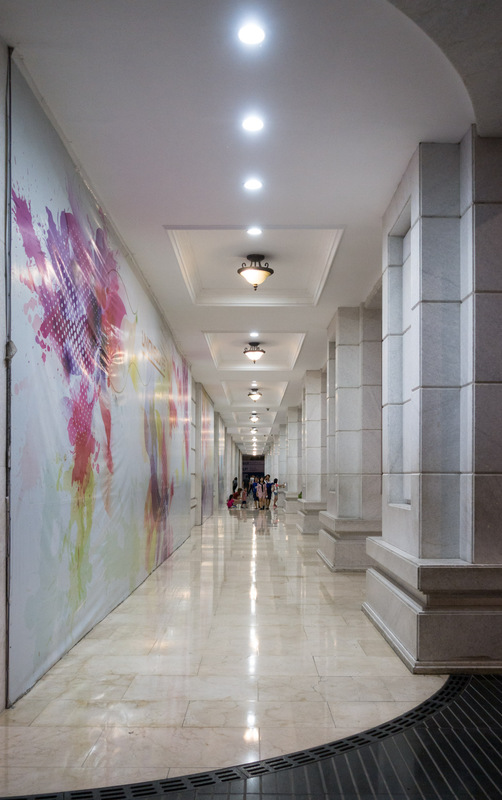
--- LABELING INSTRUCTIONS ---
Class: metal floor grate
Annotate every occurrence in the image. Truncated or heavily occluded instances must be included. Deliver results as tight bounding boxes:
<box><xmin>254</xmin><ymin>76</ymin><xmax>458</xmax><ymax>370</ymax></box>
<box><xmin>12</xmin><ymin>673</ymin><xmax>502</xmax><ymax>798</ymax></box>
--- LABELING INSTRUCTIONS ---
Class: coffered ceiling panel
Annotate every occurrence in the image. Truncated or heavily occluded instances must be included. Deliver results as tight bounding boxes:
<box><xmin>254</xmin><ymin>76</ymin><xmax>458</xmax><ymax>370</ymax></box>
<box><xmin>204</xmin><ymin>332</ymin><xmax>305</xmax><ymax>371</ymax></box>
<box><xmin>167</xmin><ymin>228</ymin><xmax>344</xmax><ymax>306</ymax></box>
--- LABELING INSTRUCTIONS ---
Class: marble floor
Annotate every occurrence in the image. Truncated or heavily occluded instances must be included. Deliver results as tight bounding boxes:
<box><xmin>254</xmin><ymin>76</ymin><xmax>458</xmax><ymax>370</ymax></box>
<box><xmin>0</xmin><ymin>508</ymin><xmax>446</xmax><ymax>797</ymax></box>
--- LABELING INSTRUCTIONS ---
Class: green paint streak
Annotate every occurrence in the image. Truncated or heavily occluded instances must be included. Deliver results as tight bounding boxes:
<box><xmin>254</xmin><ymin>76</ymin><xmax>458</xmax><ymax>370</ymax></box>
<box><xmin>62</xmin><ymin>465</ymin><xmax>95</xmax><ymax>611</ymax></box>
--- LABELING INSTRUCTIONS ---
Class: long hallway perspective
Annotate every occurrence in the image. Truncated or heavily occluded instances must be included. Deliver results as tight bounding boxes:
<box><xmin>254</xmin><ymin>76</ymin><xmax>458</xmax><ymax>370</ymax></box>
<box><xmin>0</xmin><ymin>508</ymin><xmax>445</xmax><ymax>796</ymax></box>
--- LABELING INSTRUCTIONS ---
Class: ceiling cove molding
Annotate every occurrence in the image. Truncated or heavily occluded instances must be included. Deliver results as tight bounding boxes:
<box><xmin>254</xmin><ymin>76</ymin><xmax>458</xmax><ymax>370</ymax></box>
<box><xmin>203</xmin><ymin>332</ymin><xmax>220</xmax><ymax>369</ymax></box>
<box><xmin>193</xmin><ymin>291</ymin><xmax>316</xmax><ymax>307</ymax></box>
<box><xmin>166</xmin><ymin>230</ymin><xmax>200</xmax><ymax>303</ymax></box>
<box><xmin>290</xmin><ymin>333</ymin><xmax>307</xmax><ymax>369</ymax></box>
<box><xmin>312</xmin><ymin>228</ymin><xmax>345</xmax><ymax>305</ymax></box>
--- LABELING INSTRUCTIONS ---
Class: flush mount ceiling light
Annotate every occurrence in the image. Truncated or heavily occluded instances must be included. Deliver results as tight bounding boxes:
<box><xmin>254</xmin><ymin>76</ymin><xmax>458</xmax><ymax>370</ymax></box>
<box><xmin>238</xmin><ymin>23</ymin><xmax>265</xmax><ymax>44</ymax></box>
<box><xmin>249</xmin><ymin>413</ymin><xmax>259</xmax><ymax>422</ymax></box>
<box><xmin>250</xmin><ymin>427</ymin><xmax>258</xmax><ymax>434</ymax></box>
<box><xmin>238</xmin><ymin>253</ymin><xmax>274</xmax><ymax>291</ymax></box>
<box><xmin>242</xmin><ymin>115</ymin><xmax>264</xmax><ymax>132</ymax></box>
<box><xmin>243</xmin><ymin>342</ymin><xmax>265</xmax><ymax>363</ymax></box>
<box><xmin>247</xmin><ymin>227</ymin><xmax>262</xmax><ymax>236</ymax></box>
<box><xmin>243</xmin><ymin>178</ymin><xmax>263</xmax><ymax>191</ymax></box>
<box><xmin>248</xmin><ymin>387</ymin><xmax>262</xmax><ymax>402</ymax></box>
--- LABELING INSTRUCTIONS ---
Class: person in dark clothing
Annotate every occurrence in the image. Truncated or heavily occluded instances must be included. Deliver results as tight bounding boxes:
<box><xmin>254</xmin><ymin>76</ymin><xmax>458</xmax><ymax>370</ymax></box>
<box><xmin>232</xmin><ymin>476</ymin><xmax>238</xmax><ymax>493</ymax></box>
<box><xmin>265</xmin><ymin>474</ymin><xmax>273</xmax><ymax>509</ymax></box>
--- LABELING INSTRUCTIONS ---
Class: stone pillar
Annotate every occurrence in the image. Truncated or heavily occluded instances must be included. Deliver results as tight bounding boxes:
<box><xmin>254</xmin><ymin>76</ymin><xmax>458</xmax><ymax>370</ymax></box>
<box><xmin>319</xmin><ymin>306</ymin><xmax>382</xmax><ymax>570</ymax></box>
<box><xmin>266</xmin><ymin>435</ymin><xmax>279</xmax><ymax>482</ymax></box>
<box><xmin>363</xmin><ymin>133</ymin><xmax>502</xmax><ymax>672</ymax></box>
<box><xmin>277</xmin><ymin>424</ymin><xmax>287</xmax><ymax>508</ymax></box>
<box><xmin>297</xmin><ymin>370</ymin><xmax>327</xmax><ymax>534</ymax></box>
<box><xmin>285</xmin><ymin>407</ymin><xmax>301</xmax><ymax>513</ymax></box>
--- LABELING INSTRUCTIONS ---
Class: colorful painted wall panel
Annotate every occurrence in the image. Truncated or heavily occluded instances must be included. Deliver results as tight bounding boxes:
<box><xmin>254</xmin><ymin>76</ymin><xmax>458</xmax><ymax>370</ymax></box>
<box><xmin>200</xmin><ymin>389</ymin><xmax>214</xmax><ymax>522</ymax></box>
<box><xmin>218</xmin><ymin>417</ymin><xmax>226</xmax><ymax>506</ymax></box>
<box><xmin>8</xmin><ymin>65</ymin><xmax>191</xmax><ymax>702</ymax></box>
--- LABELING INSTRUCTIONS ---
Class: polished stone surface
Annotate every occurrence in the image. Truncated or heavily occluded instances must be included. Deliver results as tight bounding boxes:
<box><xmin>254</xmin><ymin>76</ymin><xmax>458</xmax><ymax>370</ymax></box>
<box><xmin>0</xmin><ymin>508</ymin><xmax>445</xmax><ymax>796</ymax></box>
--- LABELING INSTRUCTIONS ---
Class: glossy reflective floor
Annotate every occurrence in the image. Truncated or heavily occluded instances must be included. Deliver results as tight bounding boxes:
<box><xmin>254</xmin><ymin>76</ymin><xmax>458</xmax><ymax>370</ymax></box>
<box><xmin>0</xmin><ymin>508</ymin><xmax>446</xmax><ymax>796</ymax></box>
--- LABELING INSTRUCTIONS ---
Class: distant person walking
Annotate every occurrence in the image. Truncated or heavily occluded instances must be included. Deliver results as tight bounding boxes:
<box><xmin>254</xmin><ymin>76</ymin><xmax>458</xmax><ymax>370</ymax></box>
<box><xmin>272</xmin><ymin>478</ymin><xmax>279</xmax><ymax>508</ymax></box>
<box><xmin>256</xmin><ymin>477</ymin><xmax>266</xmax><ymax>510</ymax></box>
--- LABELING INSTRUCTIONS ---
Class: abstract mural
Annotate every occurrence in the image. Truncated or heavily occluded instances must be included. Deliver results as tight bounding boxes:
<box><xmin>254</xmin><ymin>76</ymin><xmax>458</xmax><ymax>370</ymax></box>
<box><xmin>200</xmin><ymin>388</ymin><xmax>214</xmax><ymax>522</ymax></box>
<box><xmin>8</xmin><ymin>65</ymin><xmax>191</xmax><ymax>702</ymax></box>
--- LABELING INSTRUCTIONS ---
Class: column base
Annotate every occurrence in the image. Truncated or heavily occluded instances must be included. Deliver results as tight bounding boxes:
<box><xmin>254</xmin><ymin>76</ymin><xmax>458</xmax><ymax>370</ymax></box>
<box><xmin>276</xmin><ymin>489</ymin><xmax>286</xmax><ymax>509</ymax></box>
<box><xmin>318</xmin><ymin>512</ymin><xmax>381</xmax><ymax>571</ymax></box>
<box><xmin>284</xmin><ymin>493</ymin><xmax>299</xmax><ymax>513</ymax></box>
<box><xmin>363</xmin><ymin>538</ymin><xmax>502</xmax><ymax>673</ymax></box>
<box><xmin>296</xmin><ymin>500</ymin><xmax>325</xmax><ymax>534</ymax></box>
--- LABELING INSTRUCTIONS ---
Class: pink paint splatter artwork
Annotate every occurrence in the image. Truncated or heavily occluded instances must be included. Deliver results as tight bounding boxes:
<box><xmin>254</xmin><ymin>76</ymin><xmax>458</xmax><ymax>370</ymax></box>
<box><xmin>13</xmin><ymin>188</ymin><xmax>127</xmax><ymax>602</ymax></box>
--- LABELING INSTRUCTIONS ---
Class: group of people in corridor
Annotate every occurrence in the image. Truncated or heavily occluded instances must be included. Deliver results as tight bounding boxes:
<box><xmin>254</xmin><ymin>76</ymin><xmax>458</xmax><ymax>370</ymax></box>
<box><xmin>228</xmin><ymin>475</ymin><xmax>281</xmax><ymax>510</ymax></box>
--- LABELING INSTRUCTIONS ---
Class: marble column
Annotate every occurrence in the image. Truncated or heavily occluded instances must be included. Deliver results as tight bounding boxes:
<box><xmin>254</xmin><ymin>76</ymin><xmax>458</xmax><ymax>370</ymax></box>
<box><xmin>363</xmin><ymin>133</ymin><xmax>502</xmax><ymax>672</ymax></box>
<box><xmin>277</xmin><ymin>423</ymin><xmax>287</xmax><ymax>508</ymax></box>
<box><xmin>266</xmin><ymin>435</ymin><xmax>279</xmax><ymax>483</ymax></box>
<box><xmin>319</xmin><ymin>305</ymin><xmax>382</xmax><ymax>570</ymax></box>
<box><xmin>285</xmin><ymin>406</ymin><xmax>301</xmax><ymax>513</ymax></box>
<box><xmin>297</xmin><ymin>370</ymin><xmax>327</xmax><ymax>534</ymax></box>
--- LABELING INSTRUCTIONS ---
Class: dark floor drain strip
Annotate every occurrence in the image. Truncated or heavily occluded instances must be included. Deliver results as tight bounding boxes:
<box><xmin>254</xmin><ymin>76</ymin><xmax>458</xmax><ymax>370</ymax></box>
<box><xmin>11</xmin><ymin>674</ymin><xmax>502</xmax><ymax>799</ymax></box>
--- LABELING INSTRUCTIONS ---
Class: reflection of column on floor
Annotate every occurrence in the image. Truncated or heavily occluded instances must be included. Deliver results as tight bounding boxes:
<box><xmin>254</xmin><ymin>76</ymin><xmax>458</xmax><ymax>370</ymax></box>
<box><xmin>296</xmin><ymin>370</ymin><xmax>327</xmax><ymax>534</ymax></box>
<box><xmin>319</xmin><ymin>305</ymin><xmax>382</xmax><ymax>570</ymax></box>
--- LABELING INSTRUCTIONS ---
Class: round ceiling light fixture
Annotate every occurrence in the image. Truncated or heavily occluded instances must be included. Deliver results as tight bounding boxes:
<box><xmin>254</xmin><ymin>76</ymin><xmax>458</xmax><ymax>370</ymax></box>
<box><xmin>243</xmin><ymin>177</ymin><xmax>263</xmax><ymax>191</ymax></box>
<box><xmin>242</xmin><ymin>115</ymin><xmax>264</xmax><ymax>132</ymax></box>
<box><xmin>243</xmin><ymin>342</ymin><xmax>265</xmax><ymax>363</ymax></box>
<box><xmin>247</xmin><ymin>227</ymin><xmax>262</xmax><ymax>237</ymax></box>
<box><xmin>249</xmin><ymin>413</ymin><xmax>259</xmax><ymax>422</ymax></box>
<box><xmin>248</xmin><ymin>387</ymin><xmax>262</xmax><ymax>402</ymax></box>
<box><xmin>238</xmin><ymin>23</ymin><xmax>265</xmax><ymax>45</ymax></box>
<box><xmin>238</xmin><ymin>253</ymin><xmax>274</xmax><ymax>291</ymax></box>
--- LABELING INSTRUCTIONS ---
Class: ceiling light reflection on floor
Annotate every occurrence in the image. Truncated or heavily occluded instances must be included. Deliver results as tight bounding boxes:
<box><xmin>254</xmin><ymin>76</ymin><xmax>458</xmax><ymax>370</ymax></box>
<box><xmin>244</xmin><ymin>727</ymin><xmax>259</xmax><ymax>743</ymax></box>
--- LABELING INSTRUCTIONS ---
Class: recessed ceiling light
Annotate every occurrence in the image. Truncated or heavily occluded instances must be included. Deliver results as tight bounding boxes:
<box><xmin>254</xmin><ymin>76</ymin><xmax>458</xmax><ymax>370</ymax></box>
<box><xmin>250</xmin><ymin>331</ymin><xmax>259</xmax><ymax>337</ymax></box>
<box><xmin>247</xmin><ymin>227</ymin><xmax>262</xmax><ymax>236</ymax></box>
<box><xmin>244</xmin><ymin>178</ymin><xmax>263</xmax><ymax>191</ymax></box>
<box><xmin>238</xmin><ymin>23</ymin><xmax>265</xmax><ymax>45</ymax></box>
<box><xmin>242</xmin><ymin>115</ymin><xmax>264</xmax><ymax>132</ymax></box>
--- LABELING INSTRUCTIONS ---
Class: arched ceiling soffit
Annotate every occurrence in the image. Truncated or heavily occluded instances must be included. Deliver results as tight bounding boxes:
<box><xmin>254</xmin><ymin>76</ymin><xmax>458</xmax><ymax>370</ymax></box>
<box><xmin>389</xmin><ymin>0</ymin><xmax>502</xmax><ymax>136</ymax></box>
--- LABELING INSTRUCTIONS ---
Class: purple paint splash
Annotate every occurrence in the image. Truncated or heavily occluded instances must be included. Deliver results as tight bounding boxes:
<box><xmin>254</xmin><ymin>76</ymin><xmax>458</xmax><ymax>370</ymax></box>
<box><xmin>13</xmin><ymin>188</ymin><xmax>127</xmax><ymax>599</ymax></box>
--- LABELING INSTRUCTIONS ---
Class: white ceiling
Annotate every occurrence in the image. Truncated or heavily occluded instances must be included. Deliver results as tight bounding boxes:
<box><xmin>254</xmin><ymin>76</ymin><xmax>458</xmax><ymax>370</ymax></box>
<box><xmin>0</xmin><ymin>0</ymin><xmax>477</xmax><ymax>452</ymax></box>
